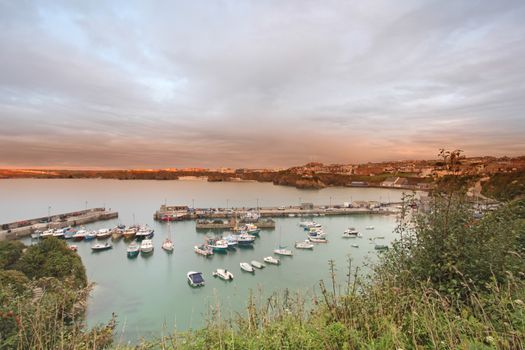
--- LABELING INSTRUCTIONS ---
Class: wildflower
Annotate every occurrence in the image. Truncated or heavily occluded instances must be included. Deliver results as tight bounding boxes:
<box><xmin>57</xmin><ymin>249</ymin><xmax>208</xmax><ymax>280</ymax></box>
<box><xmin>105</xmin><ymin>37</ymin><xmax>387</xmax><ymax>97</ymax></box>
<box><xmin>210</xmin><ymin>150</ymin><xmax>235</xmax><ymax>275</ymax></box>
<box><xmin>484</xmin><ymin>336</ymin><xmax>495</xmax><ymax>345</ymax></box>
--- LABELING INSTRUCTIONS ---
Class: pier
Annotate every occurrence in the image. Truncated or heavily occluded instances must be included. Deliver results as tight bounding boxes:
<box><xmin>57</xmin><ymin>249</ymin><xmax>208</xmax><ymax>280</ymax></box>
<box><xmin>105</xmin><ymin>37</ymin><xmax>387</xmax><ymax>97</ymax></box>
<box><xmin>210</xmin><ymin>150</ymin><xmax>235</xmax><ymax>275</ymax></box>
<box><xmin>0</xmin><ymin>208</ymin><xmax>118</xmax><ymax>241</ymax></box>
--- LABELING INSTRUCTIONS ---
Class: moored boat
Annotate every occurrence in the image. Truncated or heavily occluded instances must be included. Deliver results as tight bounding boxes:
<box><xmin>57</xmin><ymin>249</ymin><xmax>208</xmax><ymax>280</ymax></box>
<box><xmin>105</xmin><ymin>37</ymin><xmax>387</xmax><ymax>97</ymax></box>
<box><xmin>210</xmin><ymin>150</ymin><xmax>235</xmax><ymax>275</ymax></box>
<box><xmin>96</xmin><ymin>228</ymin><xmax>112</xmax><ymax>239</ymax></box>
<box><xmin>85</xmin><ymin>231</ymin><xmax>97</xmax><ymax>241</ymax></box>
<box><xmin>136</xmin><ymin>226</ymin><xmax>154</xmax><ymax>240</ymax></box>
<box><xmin>263</xmin><ymin>256</ymin><xmax>280</xmax><ymax>265</ymax></box>
<box><xmin>251</xmin><ymin>260</ymin><xmax>265</xmax><ymax>269</ymax></box>
<box><xmin>41</xmin><ymin>229</ymin><xmax>54</xmax><ymax>239</ymax></box>
<box><xmin>31</xmin><ymin>230</ymin><xmax>42</xmax><ymax>240</ymax></box>
<box><xmin>308</xmin><ymin>236</ymin><xmax>328</xmax><ymax>243</ymax></box>
<box><xmin>187</xmin><ymin>271</ymin><xmax>205</xmax><ymax>287</ymax></box>
<box><xmin>240</xmin><ymin>262</ymin><xmax>254</xmax><ymax>273</ymax></box>
<box><xmin>235</xmin><ymin>233</ymin><xmax>256</xmax><ymax>246</ymax></box>
<box><xmin>91</xmin><ymin>242</ymin><xmax>112</xmax><ymax>251</ymax></box>
<box><xmin>140</xmin><ymin>239</ymin><xmax>154</xmax><ymax>254</ymax></box>
<box><xmin>52</xmin><ymin>229</ymin><xmax>65</xmax><ymax>239</ymax></box>
<box><xmin>122</xmin><ymin>227</ymin><xmax>137</xmax><ymax>240</ymax></box>
<box><xmin>194</xmin><ymin>244</ymin><xmax>213</xmax><ymax>257</ymax></box>
<box><xmin>273</xmin><ymin>248</ymin><xmax>293</xmax><ymax>256</ymax></box>
<box><xmin>73</xmin><ymin>230</ymin><xmax>87</xmax><ymax>241</ymax></box>
<box><xmin>295</xmin><ymin>240</ymin><xmax>314</xmax><ymax>249</ymax></box>
<box><xmin>374</xmin><ymin>244</ymin><xmax>388</xmax><ymax>251</ymax></box>
<box><xmin>127</xmin><ymin>242</ymin><xmax>140</xmax><ymax>258</ymax></box>
<box><xmin>162</xmin><ymin>238</ymin><xmax>174</xmax><ymax>252</ymax></box>
<box><xmin>207</xmin><ymin>239</ymin><xmax>228</xmax><ymax>253</ymax></box>
<box><xmin>213</xmin><ymin>269</ymin><xmax>234</xmax><ymax>281</ymax></box>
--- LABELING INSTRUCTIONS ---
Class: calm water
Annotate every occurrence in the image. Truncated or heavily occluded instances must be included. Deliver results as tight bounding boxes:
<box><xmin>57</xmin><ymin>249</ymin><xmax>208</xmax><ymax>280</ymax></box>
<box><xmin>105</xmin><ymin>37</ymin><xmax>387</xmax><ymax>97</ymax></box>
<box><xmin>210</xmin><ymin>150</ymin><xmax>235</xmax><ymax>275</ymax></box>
<box><xmin>0</xmin><ymin>179</ymin><xmax>408</xmax><ymax>342</ymax></box>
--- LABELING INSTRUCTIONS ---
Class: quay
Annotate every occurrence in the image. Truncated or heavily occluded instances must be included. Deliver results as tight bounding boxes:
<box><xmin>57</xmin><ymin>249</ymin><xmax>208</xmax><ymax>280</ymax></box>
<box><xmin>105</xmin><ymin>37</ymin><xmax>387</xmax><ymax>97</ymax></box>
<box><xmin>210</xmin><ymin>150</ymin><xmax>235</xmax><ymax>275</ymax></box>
<box><xmin>0</xmin><ymin>208</ymin><xmax>118</xmax><ymax>241</ymax></box>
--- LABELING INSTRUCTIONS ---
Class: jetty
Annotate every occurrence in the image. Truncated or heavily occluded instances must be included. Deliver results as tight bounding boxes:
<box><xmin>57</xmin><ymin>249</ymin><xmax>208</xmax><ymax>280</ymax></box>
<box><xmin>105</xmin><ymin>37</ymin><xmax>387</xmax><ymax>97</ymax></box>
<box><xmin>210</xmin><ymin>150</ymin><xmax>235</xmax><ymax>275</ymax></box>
<box><xmin>0</xmin><ymin>208</ymin><xmax>118</xmax><ymax>241</ymax></box>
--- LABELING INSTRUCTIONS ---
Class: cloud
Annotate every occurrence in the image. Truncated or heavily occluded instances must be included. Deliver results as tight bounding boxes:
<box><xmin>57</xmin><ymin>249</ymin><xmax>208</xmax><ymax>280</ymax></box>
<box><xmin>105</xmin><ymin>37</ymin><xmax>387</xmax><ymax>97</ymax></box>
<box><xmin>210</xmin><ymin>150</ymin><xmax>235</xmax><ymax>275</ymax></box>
<box><xmin>0</xmin><ymin>0</ymin><xmax>524</xmax><ymax>168</ymax></box>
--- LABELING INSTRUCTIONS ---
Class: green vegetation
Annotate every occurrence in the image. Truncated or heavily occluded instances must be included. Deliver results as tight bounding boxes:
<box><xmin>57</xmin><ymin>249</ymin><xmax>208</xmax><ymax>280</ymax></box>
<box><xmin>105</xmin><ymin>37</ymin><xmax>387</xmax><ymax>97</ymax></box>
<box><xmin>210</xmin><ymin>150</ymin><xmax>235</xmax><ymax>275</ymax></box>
<box><xmin>482</xmin><ymin>171</ymin><xmax>525</xmax><ymax>201</ymax></box>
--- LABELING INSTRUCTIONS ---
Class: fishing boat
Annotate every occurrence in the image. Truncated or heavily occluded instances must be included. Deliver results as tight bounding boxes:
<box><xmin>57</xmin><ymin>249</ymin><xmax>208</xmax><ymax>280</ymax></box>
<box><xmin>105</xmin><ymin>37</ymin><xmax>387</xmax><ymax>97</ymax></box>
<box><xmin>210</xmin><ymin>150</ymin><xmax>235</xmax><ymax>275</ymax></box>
<box><xmin>122</xmin><ymin>227</ymin><xmax>137</xmax><ymax>240</ymax></box>
<box><xmin>127</xmin><ymin>242</ymin><xmax>140</xmax><ymax>258</ymax></box>
<box><xmin>308</xmin><ymin>236</ymin><xmax>328</xmax><ymax>243</ymax></box>
<box><xmin>31</xmin><ymin>230</ymin><xmax>42</xmax><ymax>240</ymax></box>
<box><xmin>140</xmin><ymin>239</ymin><xmax>154</xmax><ymax>254</ymax></box>
<box><xmin>374</xmin><ymin>244</ymin><xmax>389</xmax><ymax>251</ymax></box>
<box><xmin>238</xmin><ymin>223</ymin><xmax>260</xmax><ymax>236</ymax></box>
<box><xmin>96</xmin><ymin>228</ymin><xmax>112</xmax><ymax>239</ymax></box>
<box><xmin>91</xmin><ymin>242</ymin><xmax>112</xmax><ymax>251</ymax></box>
<box><xmin>273</xmin><ymin>248</ymin><xmax>293</xmax><ymax>256</ymax></box>
<box><xmin>111</xmin><ymin>227</ymin><xmax>123</xmax><ymax>240</ymax></box>
<box><xmin>41</xmin><ymin>229</ymin><xmax>54</xmax><ymax>239</ymax></box>
<box><xmin>251</xmin><ymin>260</ymin><xmax>265</xmax><ymax>269</ymax></box>
<box><xmin>162</xmin><ymin>222</ymin><xmax>174</xmax><ymax>252</ymax></box>
<box><xmin>223</xmin><ymin>234</ymin><xmax>238</xmax><ymax>248</ymax></box>
<box><xmin>295</xmin><ymin>240</ymin><xmax>314</xmax><ymax>249</ymax></box>
<box><xmin>72</xmin><ymin>230</ymin><xmax>87</xmax><ymax>241</ymax></box>
<box><xmin>213</xmin><ymin>269</ymin><xmax>234</xmax><ymax>281</ymax></box>
<box><xmin>52</xmin><ymin>229</ymin><xmax>65</xmax><ymax>239</ymax></box>
<box><xmin>235</xmin><ymin>233</ymin><xmax>256</xmax><ymax>246</ymax></box>
<box><xmin>135</xmin><ymin>225</ymin><xmax>154</xmax><ymax>241</ymax></box>
<box><xmin>240</xmin><ymin>262</ymin><xmax>255</xmax><ymax>273</ymax></box>
<box><xmin>63</xmin><ymin>228</ymin><xmax>76</xmax><ymax>240</ymax></box>
<box><xmin>366</xmin><ymin>226</ymin><xmax>375</xmax><ymax>230</ymax></box>
<box><xmin>207</xmin><ymin>239</ymin><xmax>228</xmax><ymax>253</ymax></box>
<box><xmin>85</xmin><ymin>231</ymin><xmax>97</xmax><ymax>241</ymax></box>
<box><xmin>187</xmin><ymin>271</ymin><xmax>205</xmax><ymax>287</ymax></box>
<box><xmin>194</xmin><ymin>244</ymin><xmax>213</xmax><ymax>257</ymax></box>
<box><xmin>263</xmin><ymin>256</ymin><xmax>280</xmax><ymax>265</ymax></box>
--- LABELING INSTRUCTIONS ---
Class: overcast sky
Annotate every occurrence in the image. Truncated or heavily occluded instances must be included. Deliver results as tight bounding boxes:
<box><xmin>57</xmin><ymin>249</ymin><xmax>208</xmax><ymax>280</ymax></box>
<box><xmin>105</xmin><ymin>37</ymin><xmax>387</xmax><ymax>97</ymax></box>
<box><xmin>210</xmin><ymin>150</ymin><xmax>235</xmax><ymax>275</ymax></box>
<box><xmin>1</xmin><ymin>0</ymin><xmax>524</xmax><ymax>169</ymax></box>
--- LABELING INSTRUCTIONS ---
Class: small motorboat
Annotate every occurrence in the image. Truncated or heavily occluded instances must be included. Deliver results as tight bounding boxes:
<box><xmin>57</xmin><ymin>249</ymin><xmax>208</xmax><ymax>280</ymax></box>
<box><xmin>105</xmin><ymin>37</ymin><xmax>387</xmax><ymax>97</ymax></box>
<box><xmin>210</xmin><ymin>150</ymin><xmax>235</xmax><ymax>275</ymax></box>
<box><xmin>273</xmin><ymin>248</ymin><xmax>293</xmax><ymax>256</ymax></box>
<box><xmin>52</xmin><ymin>229</ymin><xmax>65</xmax><ymax>239</ymax></box>
<box><xmin>136</xmin><ymin>226</ymin><xmax>154</xmax><ymax>240</ymax></box>
<box><xmin>162</xmin><ymin>238</ymin><xmax>174</xmax><ymax>252</ymax></box>
<box><xmin>207</xmin><ymin>239</ymin><xmax>228</xmax><ymax>253</ymax></box>
<box><xmin>295</xmin><ymin>240</ymin><xmax>314</xmax><ymax>250</ymax></box>
<box><xmin>240</xmin><ymin>262</ymin><xmax>255</xmax><ymax>273</ymax></box>
<box><xmin>111</xmin><ymin>228</ymin><xmax>123</xmax><ymax>240</ymax></box>
<box><xmin>263</xmin><ymin>256</ymin><xmax>280</xmax><ymax>265</ymax></box>
<box><xmin>235</xmin><ymin>233</ymin><xmax>256</xmax><ymax>246</ymax></box>
<box><xmin>41</xmin><ymin>229</ymin><xmax>54</xmax><ymax>239</ymax></box>
<box><xmin>374</xmin><ymin>244</ymin><xmax>389</xmax><ymax>251</ymax></box>
<box><xmin>96</xmin><ymin>228</ymin><xmax>112</xmax><ymax>239</ymax></box>
<box><xmin>73</xmin><ymin>230</ymin><xmax>87</xmax><ymax>241</ymax></box>
<box><xmin>85</xmin><ymin>231</ymin><xmax>97</xmax><ymax>241</ymax></box>
<box><xmin>122</xmin><ymin>227</ymin><xmax>137</xmax><ymax>240</ymax></box>
<box><xmin>343</xmin><ymin>227</ymin><xmax>360</xmax><ymax>238</ymax></box>
<box><xmin>251</xmin><ymin>260</ymin><xmax>265</xmax><ymax>269</ymax></box>
<box><xmin>69</xmin><ymin>245</ymin><xmax>78</xmax><ymax>252</ymax></box>
<box><xmin>140</xmin><ymin>239</ymin><xmax>154</xmax><ymax>254</ymax></box>
<box><xmin>127</xmin><ymin>242</ymin><xmax>140</xmax><ymax>258</ymax></box>
<box><xmin>187</xmin><ymin>271</ymin><xmax>205</xmax><ymax>287</ymax></box>
<box><xmin>351</xmin><ymin>244</ymin><xmax>359</xmax><ymax>248</ymax></box>
<box><xmin>366</xmin><ymin>226</ymin><xmax>375</xmax><ymax>230</ymax></box>
<box><xmin>194</xmin><ymin>244</ymin><xmax>213</xmax><ymax>257</ymax></box>
<box><xmin>213</xmin><ymin>269</ymin><xmax>234</xmax><ymax>281</ymax></box>
<box><xmin>308</xmin><ymin>236</ymin><xmax>328</xmax><ymax>243</ymax></box>
<box><xmin>91</xmin><ymin>242</ymin><xmax>112</xmax><ymax>251</ymax></box>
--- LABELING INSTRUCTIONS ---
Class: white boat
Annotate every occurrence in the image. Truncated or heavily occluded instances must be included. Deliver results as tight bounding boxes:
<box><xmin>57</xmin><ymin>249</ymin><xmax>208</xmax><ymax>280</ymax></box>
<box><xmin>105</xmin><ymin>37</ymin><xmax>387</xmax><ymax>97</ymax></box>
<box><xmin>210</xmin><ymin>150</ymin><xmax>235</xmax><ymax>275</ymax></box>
<box><xmin>263</xmin><ymin>256</ymin><xmax>280</xmax><ymax>265</ymax></box>
<box><xmin>251</xmin><ymin>260</ymin><xmax>265</xmax><ymax>269</ymax></box>
<box><xmin>194</xmin><ymin>244</ymin><xmax>213</xmax><ymax>256</ymax></box>
<box><xmin>41</xmin><ymin>229</ymin><xmax>54</xmax><ymax>238</ymax></box>
<box><xmin>187</xmin><ymin>271</ymin><xmax>205</xmax><ymax>287</ymax></box>
<box><xmin>140</xmin><ymin>239</ymin><xmax>154</xmax><ymax>253</ymax></box>
<box><xmin>351</xmin><ymin>244</ymin><xmax>359</xmax><ymax>248</ymax></box>
<box><xmin>375</xmin><ymin>244</ymin><xmax>388</xmax><ymax>250</ymax></box>
<box><xmin>31</xmin><ymin>230</ymin><xmax>42</xmax><ymax>240</ymax></box>
<box><xmin>240</xmin><ymin>262</ymin><xmax>254</xmax><ymax>273</ymax></box>
<box><xmin>308</xmin><ymin>236</ymin><xmax>328</xmax><ymax>243</ymax></box>
<box><xmin>295</xmin><ymin>240</ymin><xmax>314</xmax><ymax>249</ymax></box>
<box><xmin>136</xmin><ymin>226</ymin><xmax>154</xmax><ymax>240</ymax></box>
<box><xmin>366</xmin><ymin>226</ymin><xmax>375</xmax><ymax>230</ymax></box>
<box><xmin>273</xmin><ymin>248</ymin><xmax>293</xmax><ymax>256</ymax></box>
<box><xmin>91</xmin><ymin>242</ymin><xmax>112</xmax><ymax>251</ymax></box>
<box><xmin>52</xmin><ymin>228</ymin><xmax>65</xmax><ymax>239</ymax></box>
<box><xmin>127</xmin><ymin>242</ymin><xmax>140</xmax><ymax>258</ymax></box>
<box><xmin>96</xmin><ymin>228</ymin><xmax>112</xmax><ymax>239</ymax></box>
<box><xmin>73</xmin><ymin>230</ymin><xmax>87</xmax><ymax>241</ymax></box>
<box><xmin>213</xmin><ymin>269</ymin><xmax>234</xmax><ymax>281</ymax></box>
<box><xmin>162</xmin><ymin>238</ymin><xmax>174</xmax><ymax>252</ymax></box>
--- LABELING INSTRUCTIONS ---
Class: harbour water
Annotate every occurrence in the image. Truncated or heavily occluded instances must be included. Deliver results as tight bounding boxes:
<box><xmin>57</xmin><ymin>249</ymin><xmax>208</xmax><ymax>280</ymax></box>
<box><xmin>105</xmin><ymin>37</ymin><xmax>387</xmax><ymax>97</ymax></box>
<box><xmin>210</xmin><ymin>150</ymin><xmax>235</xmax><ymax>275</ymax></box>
<box><xmin>0</xmin><ymin>179</ymin><xmax>410</xmax><ymax>342</ymax></box>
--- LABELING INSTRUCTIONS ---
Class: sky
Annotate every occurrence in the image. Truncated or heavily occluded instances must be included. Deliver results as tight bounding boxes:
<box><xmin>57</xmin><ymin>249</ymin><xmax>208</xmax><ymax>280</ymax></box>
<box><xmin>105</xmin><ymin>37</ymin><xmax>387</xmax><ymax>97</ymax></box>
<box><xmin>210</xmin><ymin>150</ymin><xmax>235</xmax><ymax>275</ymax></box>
<box><xmin>0</xmin><ymin>0</ymin><xmax>524</xmax><ymax>169</ymax></box>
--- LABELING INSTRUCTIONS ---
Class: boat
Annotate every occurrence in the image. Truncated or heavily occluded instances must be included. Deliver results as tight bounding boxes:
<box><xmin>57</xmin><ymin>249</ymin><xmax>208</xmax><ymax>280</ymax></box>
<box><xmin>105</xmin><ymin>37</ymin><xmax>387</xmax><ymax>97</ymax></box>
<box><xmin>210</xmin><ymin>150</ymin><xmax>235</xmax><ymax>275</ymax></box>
<box><xmin>111</xmin><ymin>227</ymin><xmax>123</xmax><ymax>240</ymax></box>
<box><xmin>41</xmin><ymin>229</ymin><xmax>54</xmax><ymax>239</ymax></box>
<box><xmin>69</xmin><ymin>245</ymin><xmax>78</xmax><ymax>252</ymax></box>
<box><xmin>263</xmin><ymin>256</ymin><xmax>280</xmax><ymax>265</ymax></box>
<box><xmin>91</xmin><ymin>242</ymin><xmax>112</xmax><ymax>251</ymax></box>
<box><xmin>187</xmin><ymin>271</ymin><xmax>205</xmax><ymax>287</ymax></box>
<box><xmin>351</xmin><ymin>244</ymin><xmax>359</xmax><ymax>248</ymax></box>
<box><xmin>63</xmin><ymin>228</ymin><xmax>76</xmax><ymax>240</ymax></box>
<box><xmin>295</xmin><ymin>240</ymin><xmax>314</xmax><ymax>249</ymax></box>
<box><xmin>136</xmin><ymin>226</ymin><xmax>154</xmax><ymax>240</ymax></box>
<box><xmin>240</xmin><ymin>262</ymin><xmax>255</xmax><ymax>273</ymax></box>
<box><xmin>207</xmin><ymin>238</ymin><xmax>228</xmax><ymax>253</ymax></box>
<box><xmin>162</xmin><ymin>238</ymin><xmax>174</xmax><ymax>252</ymax></box>
<box><xmin>213</xmin><ymin>269</ymin><xmax>234</xmax><ymax>281</ymax></box>
<box><xmin>374</xmin><ymin>244</ymin><xmax>389</xmax><ymax>251</ymax></box>
<box><xmin>235</xmin><ymin>233</ymin><xmax>256</xmax><ymax>246</ymax></box>
<box><xmin>223</xmin><ymin>234</ymin><xmax>238</xmax><ymax>248</ymax></box>
<box><xmin>72</xmin><ymin>230</ymin><xmax>87</xmax><ymax>241</ymax></box>
<box><xmin>194</xmin><ymin>244</ymin><xmax>214</xmax><ymax>257</ymax></box>
<box><xmin>366</xmin><ymin>226</ymin><xmax>375</xmax><ymax>230</ymax></box>
<box><xmin>140</xmin><ymin>239</ymin><xmax>154</xmax><ymax>254</ymax></box>
<box><xmin>85</xmin><ymin>231</ymin><xmax>97</xmax><ymax>241</ymax></box>
<box><xmin>307</xmin><ymin>228</ymin><xmax>326</xmax><ymax>238</ymax></box>
<box><xmin>96</xmin><ymin>228</ymin><xmax>112</xmax><ymax>239</ymax></box>
<box><xmin>251</xmin><ymin>260</ymin><xmax>265</xmax><ymax>269</ymax></box>
<box><xmin>238</xmin><ymin>223</ymin><xmax>260</xmax><ymax>236</ymax></box>
<box><xmin>52</xmin><ymin>229</ymin><xmax>65</xmax><ymax>239</ymax></box>
<box><xmin>374</xmin><ymin>236</ymin><xmax>385</xmax><ymax>239</ymax></box>
<box><xmin>342</xmin><ymin>229</ymin><xmax>361</xmax><ymax>238</ymax></box>
<box><xmin>127</xmin><ymin>242</ymin><xmax>140</xmax><ymax>258</ymax></box>
<box><xmin>31</xmin><ymin>230</ymin><xmax>42</xmax><ymax>240</ymax></box>
<box><xmin>122</xmin><ymin>227</ymin><xmax>137</xmax><ymax>240</ymax></box>
<box><xmin>273</xmin><ymin>248</ymin><xmax>293</xmax><ymax>256</ymax></box>
<box><xmin>308</xmin><ymin>236</ymin><xmax>328</xmax><ymax>243</ymax></box>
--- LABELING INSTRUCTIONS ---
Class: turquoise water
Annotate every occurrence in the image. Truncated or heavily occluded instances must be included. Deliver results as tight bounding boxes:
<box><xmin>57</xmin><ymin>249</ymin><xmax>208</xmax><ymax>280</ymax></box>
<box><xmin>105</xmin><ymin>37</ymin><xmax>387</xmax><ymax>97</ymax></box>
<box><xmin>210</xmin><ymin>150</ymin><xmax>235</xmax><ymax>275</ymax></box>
<box><xmin>0</xmin><ymin>179</ymin><xmax>406</xmax><ymax>342</ymax></box>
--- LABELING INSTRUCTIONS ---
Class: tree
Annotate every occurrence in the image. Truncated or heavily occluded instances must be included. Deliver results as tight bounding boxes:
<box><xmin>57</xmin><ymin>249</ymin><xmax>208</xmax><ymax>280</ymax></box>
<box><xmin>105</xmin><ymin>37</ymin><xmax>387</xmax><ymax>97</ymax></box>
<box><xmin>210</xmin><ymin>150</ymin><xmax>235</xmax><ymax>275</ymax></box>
<box><xmin>0</xmin><ymin>241</ymin><xmax>25</xmax><ymax>270</ymax></box>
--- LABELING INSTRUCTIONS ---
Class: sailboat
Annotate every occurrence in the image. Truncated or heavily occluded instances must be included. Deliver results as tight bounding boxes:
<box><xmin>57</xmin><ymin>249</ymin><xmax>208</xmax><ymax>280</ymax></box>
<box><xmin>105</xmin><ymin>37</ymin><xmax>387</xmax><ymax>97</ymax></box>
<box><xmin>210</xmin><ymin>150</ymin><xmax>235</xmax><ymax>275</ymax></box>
<box><xmin>162</xmin><ymin>222</ymin><xmax>174</xmax><ymax>253</ymax></box>
<box><xmin>273</xmin><ymin>227</ymin><xmax>293</xmax><ymax>256</ymax></box>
